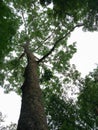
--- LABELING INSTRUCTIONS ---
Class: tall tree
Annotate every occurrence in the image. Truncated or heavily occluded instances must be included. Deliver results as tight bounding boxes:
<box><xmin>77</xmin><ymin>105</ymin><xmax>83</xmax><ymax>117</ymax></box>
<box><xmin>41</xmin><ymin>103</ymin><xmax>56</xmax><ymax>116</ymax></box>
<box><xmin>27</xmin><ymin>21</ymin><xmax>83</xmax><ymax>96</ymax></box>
<box><xmin>1</xmin><ymin>0</ymin><xmax>98</xmax><ymax>130</ymax></box>
<box><xmin>77</xmin><ymin>67</ymin><xmax>98</xmax><ymax>129</ymax></box>
<box><xmin>43</xmin><ymin>66</ymin><xmax>98</xmax><ymax>130</ymax></box>
<box><xmin>1</xmin><ymin>1</ymin><xmax>79</xmax><ymax>129</ymax></box>
<box><xmin>43</xmin><ymin>65</ymin><xmax>84</xmax><ymax>130</ymax></box>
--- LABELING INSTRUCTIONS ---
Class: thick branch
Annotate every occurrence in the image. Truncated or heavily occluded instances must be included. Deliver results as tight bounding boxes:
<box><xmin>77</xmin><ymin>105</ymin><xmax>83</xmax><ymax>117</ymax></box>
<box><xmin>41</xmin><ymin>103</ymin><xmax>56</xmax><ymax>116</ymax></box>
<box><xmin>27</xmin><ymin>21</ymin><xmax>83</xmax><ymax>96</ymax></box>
<box><xmin>38</xmin><ymin>24</ymin><xmax>84</xmax><ymax>63</ymax></box>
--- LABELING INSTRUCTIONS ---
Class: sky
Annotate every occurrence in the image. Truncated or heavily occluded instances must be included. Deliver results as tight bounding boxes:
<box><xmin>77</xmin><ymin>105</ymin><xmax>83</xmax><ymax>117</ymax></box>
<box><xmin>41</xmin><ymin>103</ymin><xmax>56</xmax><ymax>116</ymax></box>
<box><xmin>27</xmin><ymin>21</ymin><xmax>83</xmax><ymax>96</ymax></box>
<box><xmin>0</xmin><ymin>28</ymin><xmax>98</xmax><ymax>125</ymax></box>
<box><xmin>0</xmin><ymin>88</ymin><xmax>21</xmax><ymax>125</ymax></box>
<box><xmin>69</xmin><ymin>27</ymin><xmax>98</xmax><ymax>77</ymax></box>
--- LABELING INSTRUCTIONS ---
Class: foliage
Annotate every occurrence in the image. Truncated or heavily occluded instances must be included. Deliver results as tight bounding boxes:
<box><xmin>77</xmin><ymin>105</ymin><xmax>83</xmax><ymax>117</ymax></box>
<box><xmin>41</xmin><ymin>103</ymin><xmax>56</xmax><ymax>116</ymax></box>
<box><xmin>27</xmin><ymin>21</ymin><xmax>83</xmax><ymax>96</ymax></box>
<box><xmin>0</xmin><ymin>0</ymin><xmax>20</xmax><ymax>64</ymax></box>
<box><xmin>0</xmin><ymin>0</ymin><xmax>20</xmax><ymax>91</ymax></box>
<box><xmin>0</xmin><ymin>0</ymin><xmax>78</xmax><ymax>94</ymax></box>
<box><xmin>42</xmin><ymin>66</ymin><xmax>98</xmax><ymax>130</ymax></box>
<box><xmin>1</xmin><ymin>0</ymin><xmax>98</xmax><ymax>129</ymax></box>
<box><xmin>1</xmin><ymin>0</ymin><xmax>98</xmax><ymax>93</ymax></box>
<box><xmin>42</xmin><ymin>65</ymin><xmax>83</xmax><ymax>130</ymax></box>
<box><xmin>76</xmin><ymin>67</ymin><xmax>98</xmax><ymax>129</ymax></box>
<box><xmin>40</xmin><ymin>0</ymin><xmax>98</xmax><ymax>31</ymax></box>
<box><xmin>44</xmin><ymin>92</ymin><xmax>78</xmax><ymax>130</ymax></box>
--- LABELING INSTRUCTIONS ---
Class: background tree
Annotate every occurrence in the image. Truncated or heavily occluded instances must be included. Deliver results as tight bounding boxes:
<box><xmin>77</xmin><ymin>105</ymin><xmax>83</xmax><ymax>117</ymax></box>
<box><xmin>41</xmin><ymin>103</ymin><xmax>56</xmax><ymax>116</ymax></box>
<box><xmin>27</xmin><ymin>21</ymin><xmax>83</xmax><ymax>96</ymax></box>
<box><xmin>43</xmin><ymin>65</ymin><xmax>84</xmax><ymax>130</ymax></box>
<box><xmin>77</xmin><ymin>67</ymin><xmax>98</xmax><ymax>129</ymax></box>
<box><xmin>43</xmin><ymin>66</ymin><xmax>98</xmax><ymax>130</ymax></box>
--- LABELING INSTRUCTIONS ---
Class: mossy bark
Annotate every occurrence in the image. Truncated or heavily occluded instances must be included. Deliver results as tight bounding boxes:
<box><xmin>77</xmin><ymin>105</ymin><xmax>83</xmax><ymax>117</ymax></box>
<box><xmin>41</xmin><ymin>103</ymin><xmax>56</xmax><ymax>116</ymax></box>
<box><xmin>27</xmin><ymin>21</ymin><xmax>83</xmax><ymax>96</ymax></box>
<box><xmin>17</xmin><ymin>47</ymin><xmax>48</xmax><ymax>130</ymax></box>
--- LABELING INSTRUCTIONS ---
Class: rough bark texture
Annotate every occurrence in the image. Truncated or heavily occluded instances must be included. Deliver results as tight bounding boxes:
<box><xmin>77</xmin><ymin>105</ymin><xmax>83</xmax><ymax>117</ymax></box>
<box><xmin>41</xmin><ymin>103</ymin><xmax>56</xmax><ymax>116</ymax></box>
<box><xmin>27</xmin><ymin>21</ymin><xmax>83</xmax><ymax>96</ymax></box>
<box><xmin>17</xmin><ymin>46</ymin><xmax>48</xmax><ymax>130</ymax></box>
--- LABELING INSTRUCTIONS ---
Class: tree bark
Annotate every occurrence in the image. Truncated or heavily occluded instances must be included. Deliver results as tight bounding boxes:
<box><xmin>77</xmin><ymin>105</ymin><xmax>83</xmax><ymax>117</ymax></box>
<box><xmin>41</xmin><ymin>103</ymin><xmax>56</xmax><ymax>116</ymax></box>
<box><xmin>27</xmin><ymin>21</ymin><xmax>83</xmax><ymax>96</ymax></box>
<box><xmin>17</xmin><ymin>46</ymin><xmax>48</xmax><ymax>130</ymax></box>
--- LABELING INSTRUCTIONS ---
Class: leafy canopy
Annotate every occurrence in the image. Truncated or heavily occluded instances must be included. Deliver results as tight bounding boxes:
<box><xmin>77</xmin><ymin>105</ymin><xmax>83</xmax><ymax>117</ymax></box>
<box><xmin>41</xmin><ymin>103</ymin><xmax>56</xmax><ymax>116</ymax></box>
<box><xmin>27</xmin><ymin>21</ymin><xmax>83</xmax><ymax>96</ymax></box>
<box><xmin>0</xmin><ymin>0</ymin><xmax>20</xmax><ymax>63</ymax></box>
<box><xmin>40</xmin><ymin>0</ymin><xmax>98</xmax><ymax>31</ymax></box>
<box><xmin>1</xmin><ymin>0</ymin><xmax>78</xmax><ymax>94</ymax></box>
<box><xmin>1</xmin><ymin>0</ymin><xmax>98</xmax><ymax>129</ymax></box>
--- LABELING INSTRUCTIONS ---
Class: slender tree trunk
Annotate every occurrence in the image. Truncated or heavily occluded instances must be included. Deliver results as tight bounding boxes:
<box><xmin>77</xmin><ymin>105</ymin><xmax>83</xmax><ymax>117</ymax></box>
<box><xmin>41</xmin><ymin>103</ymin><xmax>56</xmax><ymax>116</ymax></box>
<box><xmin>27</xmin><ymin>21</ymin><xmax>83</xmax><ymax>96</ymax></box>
<box><xmin>17</xmin><ymin>46</ymin><xmax>48</xmax><ymax>130</ymax></box>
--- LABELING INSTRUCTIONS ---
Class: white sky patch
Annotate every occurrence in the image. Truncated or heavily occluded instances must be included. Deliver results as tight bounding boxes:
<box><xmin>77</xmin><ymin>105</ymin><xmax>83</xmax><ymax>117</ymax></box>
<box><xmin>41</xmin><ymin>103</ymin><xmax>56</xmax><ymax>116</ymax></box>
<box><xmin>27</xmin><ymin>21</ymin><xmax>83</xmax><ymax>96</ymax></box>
<box><xmin>0</xmin><ymin>88</ymin><xmax>21</xmax><ymax>125</ymax></box>
<box><xmin>68</xmin><ymin>28</ymin><xmax>98</xmax><ymax>77</ymax></box>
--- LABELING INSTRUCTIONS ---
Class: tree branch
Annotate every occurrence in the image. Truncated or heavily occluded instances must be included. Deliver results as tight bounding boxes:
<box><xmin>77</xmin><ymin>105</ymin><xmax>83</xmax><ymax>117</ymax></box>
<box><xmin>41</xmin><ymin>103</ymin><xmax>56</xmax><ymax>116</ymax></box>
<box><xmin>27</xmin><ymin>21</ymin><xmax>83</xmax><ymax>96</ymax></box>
<box><xmin>38</xmin><ymin>23</ymin><xmax>84</xmax><ymax>63</ymax></box>
<box><xmin>21</xmin><ymin>10</ymin><xmax>27</xmax><ymax>33</ymax></box>
<box><xmin>33</xmin><ymin>33</ymin><xmax>53</xmax><ymax>52</ymax></box>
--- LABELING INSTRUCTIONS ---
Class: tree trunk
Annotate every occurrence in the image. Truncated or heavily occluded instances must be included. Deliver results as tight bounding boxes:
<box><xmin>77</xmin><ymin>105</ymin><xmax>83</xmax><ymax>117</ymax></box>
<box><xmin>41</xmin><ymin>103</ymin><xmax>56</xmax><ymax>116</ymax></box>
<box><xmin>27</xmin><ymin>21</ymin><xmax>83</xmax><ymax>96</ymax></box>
<box><xmin>17</xmin><ymin>47</ymin><xmax>48</xmax><ymax>130</ymax></box>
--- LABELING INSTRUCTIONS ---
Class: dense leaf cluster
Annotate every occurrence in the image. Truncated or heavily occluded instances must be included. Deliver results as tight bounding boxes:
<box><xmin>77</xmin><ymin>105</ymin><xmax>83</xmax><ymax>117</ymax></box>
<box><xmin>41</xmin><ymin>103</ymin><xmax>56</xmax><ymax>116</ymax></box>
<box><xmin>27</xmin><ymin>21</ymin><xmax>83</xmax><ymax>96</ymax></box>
<box><xmin>42</xmin><ymin>66</ymin><xmax>98</xmax><ymax>130</ymax></box>
<box><xmin>40</xmin><ymin>0</ymin><xmax>98</xmax><ymax>31</ymax></box>
<box><xmin>0</xmin><ymin>0</ymin><xmax>20</xmax><ymax>63</ymax></box>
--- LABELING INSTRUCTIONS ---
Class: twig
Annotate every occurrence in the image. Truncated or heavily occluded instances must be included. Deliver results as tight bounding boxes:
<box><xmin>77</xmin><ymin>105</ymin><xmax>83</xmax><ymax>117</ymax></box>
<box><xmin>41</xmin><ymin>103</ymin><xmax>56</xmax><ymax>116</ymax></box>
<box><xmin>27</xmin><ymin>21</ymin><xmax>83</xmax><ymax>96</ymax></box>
<box><xmin>33</xmin><ymin>33</ymin><xmax>53</xmax><ymax>52</ymax></box>
<box><xmin>19</xmin><ymin>52</ymin><xmax>25</xmax><ymax>60</ymax></box>
<box><xmin>18</xmin><ymin>40</ymin><xmax>30</xmax><ymax>60</ymax></box>
<box><xmin>21</xmin><ymin>10</ymin><xmax>27</xmax><ymax>33</ymax></box>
